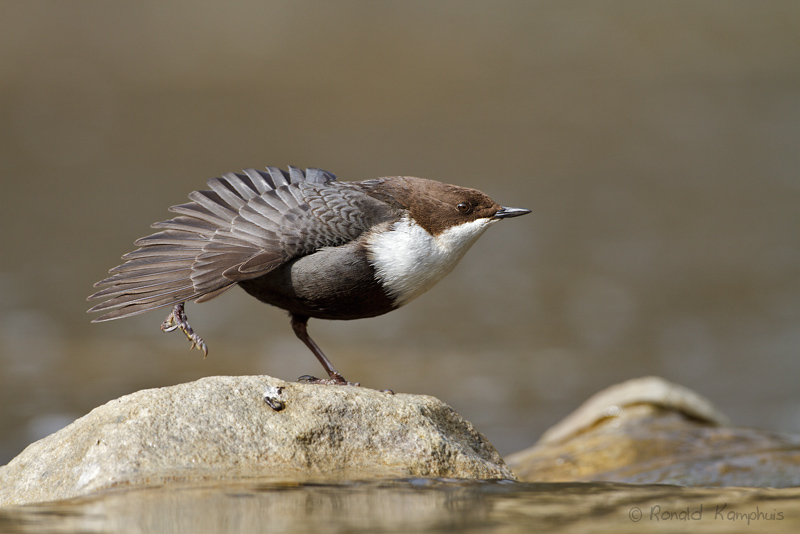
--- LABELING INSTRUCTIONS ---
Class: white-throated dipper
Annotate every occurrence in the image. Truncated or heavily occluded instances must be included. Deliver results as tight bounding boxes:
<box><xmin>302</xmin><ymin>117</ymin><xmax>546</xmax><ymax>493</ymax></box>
<box><xmin>88</xmin><ymin>166</ymin><xmax>530</xmax><ymax>385</ymax></box>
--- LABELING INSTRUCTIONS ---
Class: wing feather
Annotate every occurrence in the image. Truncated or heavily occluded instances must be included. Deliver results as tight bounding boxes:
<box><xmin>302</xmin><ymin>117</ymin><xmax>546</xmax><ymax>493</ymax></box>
<box><xmin>239</xmin><ymin>169</ymin><xmax>271</xmax><ymax>194</ymax></box>
<box><xmin>265</xmin><ymin>167</ymin><xmax>290</xmax><ymax>188</ymax></box>
<box><xmin>208</xmin><ymin>177</ymin><xmax>249</xmax><ymax>210</ymax></box>
<box><xmin>88</xmin><ymin>166</ymin><xmax>392</xmax><ymax>322</ymax></box>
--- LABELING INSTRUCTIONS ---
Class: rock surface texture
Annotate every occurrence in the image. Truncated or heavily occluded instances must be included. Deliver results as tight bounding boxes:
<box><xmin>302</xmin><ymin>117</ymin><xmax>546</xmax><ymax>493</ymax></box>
<box><xmin>0</xmin><ymin>376</ymin><xmax>514</xmax><ymax>506</ymax></box>
<box><xmin>507</xmin><ymin>376</ymin><xmax>800</xmax><ymax>487</ymax></box>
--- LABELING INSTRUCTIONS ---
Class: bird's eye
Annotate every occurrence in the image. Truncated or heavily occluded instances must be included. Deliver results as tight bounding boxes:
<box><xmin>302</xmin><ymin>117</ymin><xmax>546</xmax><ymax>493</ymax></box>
<box><xmin>457</xmin><ymin>202</ymin><xmax>473</xmax><ymax>214</ymax></box>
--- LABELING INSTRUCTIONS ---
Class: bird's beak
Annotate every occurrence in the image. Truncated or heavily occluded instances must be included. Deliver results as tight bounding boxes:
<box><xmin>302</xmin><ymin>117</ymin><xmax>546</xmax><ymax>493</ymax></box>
<box><xmin>493</xmin><ymin>206</ymin><xmax>531</xmax><ymax>219</ymax></box>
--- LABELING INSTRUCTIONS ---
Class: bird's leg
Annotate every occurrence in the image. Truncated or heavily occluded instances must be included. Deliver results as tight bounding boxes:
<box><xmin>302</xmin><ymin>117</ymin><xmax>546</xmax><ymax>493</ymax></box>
<box><xmin>161</xmin><ymin>302</ymin><xmax>208</xmax><ymax>357</ymax></box>
<box><xmin>291</xmin><ymin>314</ymin><xmax>359</xmax><ymax>386</ymax></box>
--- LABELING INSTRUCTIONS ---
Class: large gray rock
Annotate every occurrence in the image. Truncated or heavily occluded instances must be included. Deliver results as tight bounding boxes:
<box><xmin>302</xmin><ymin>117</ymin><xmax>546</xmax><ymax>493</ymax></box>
<box><xmin>507</xmin><ymin>376</ymin><xmax>800</xmax><ymax>487</ymax></box>
<box><xmin>0</xmin><ymin>376</ymin><xmax>514</xmax><ymax>506</ymax></box>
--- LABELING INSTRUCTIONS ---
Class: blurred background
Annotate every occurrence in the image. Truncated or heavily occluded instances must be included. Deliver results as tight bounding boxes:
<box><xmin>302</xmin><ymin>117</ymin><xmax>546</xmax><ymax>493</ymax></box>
<box><xmin>1</xmin><ymin>1</ymin><xmax>798</xmax><ymax>465</ymax></box>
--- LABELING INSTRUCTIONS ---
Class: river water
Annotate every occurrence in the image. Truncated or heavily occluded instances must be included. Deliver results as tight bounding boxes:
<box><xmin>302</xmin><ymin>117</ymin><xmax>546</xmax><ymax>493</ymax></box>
<box><xmin>2</xmin><ymin>479</ymin><xmax>799</xmax><ymax>534</ymax></box>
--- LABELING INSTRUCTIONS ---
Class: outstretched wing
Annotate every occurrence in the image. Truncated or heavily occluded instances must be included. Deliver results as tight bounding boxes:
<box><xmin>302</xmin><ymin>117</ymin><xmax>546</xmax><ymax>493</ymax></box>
<box><xmin>88</xmin><ymin>166</ymin><xmax>390</xmax><ymax>321</ymax></box>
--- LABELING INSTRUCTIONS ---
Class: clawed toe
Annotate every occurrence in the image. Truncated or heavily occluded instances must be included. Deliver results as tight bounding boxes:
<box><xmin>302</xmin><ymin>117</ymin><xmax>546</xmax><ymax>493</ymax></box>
<box><xmin>296</xmin><ymin>375</ymin><xmax>393</xmax><ymax>391</ymax></box>
<box><xmin>161</xmin><ymin>303</ymin><xmax>208</xmax><ymax>357</ymax></box>
<box><xmin>297</xmin><ymin>374</ymin><xmax>360</xmax><ymax>387</ymax></box>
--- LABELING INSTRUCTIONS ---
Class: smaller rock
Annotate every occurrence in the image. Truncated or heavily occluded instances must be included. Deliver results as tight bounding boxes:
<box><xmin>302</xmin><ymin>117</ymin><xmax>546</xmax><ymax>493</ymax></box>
<box><xmin>0</xmin><ymin>376</ymin><xmax>514</xmax><ymax>506</ymax></box>
<box><xmin>507</xmin><ymin>376</ymin><xmax>800</xmax><ymax>487</ymax></box>
<box><xmin>262</xmin><ymin>384</ymin><xmax>286</xmax><ymax>411</ymax></box>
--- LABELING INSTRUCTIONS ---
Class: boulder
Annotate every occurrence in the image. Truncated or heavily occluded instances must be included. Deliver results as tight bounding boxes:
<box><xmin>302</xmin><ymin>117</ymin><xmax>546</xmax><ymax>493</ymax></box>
<box><xmin>507</xmin><ymin>376</ymin><xmax>800</xmax><ymax>487</ymax></box>
<box><xmin>0</xmin><ymin>375</ymin><xmax>514</xmax><ymax>506</ymax></box>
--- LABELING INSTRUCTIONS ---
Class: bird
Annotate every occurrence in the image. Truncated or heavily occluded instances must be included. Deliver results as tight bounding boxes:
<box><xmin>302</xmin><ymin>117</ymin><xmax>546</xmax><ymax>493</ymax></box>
<box><xmin>88</xmin><ymin>166</ymin><xmax>530</xmax><ymax>385</ymax></box>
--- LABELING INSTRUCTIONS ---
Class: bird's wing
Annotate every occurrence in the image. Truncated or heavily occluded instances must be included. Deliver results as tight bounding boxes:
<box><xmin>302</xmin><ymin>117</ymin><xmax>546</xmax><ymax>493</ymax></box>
<box><xmin>87</xmin><ymin>166</ymin><xmax>392</xmax><ymax>321</ymax></box>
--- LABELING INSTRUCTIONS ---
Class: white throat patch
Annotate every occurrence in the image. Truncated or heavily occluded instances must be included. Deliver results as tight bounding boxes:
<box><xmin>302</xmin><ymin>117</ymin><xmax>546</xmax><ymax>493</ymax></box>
<box><xmin>366</xmin><ymin>215</ymin><xmax>496</xmax><ymax>306</ymax></box>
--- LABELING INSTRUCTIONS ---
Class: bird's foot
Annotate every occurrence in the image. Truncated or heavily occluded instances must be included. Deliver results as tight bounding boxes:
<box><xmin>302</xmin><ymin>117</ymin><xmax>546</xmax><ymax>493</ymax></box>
<box><xmin>297</xmin><ymin>374</ymin><xmax>360</xmax><ymax>387</ymax></box>
<box><xmin>161</xmin><ymin>303</ymin><xmax>208</xmax><ymax>357</ymax></box>
<box><xmin>296</xmin><ymin>374</ymin><xmax>393</xmax><ymax>393</ymax></box>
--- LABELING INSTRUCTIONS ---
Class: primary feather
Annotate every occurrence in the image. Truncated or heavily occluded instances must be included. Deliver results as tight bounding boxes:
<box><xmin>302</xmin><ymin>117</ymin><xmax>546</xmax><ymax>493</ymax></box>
<box><xmin>87</xmin><ymin>166</ymin><xmax>386</xmax><ymax>321</ymax></box>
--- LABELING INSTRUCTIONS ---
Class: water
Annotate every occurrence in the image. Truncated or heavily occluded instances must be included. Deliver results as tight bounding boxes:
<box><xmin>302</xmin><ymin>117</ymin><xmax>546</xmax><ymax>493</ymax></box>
<box><xmin>2</xmin><ymin>479</ymin><xmax>799</xmax><ymax>534</ymax></box>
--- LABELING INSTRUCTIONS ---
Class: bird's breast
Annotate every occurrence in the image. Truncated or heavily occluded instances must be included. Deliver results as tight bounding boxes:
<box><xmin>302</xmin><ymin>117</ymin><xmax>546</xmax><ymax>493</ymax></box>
<box><xmin>365</xmin><ymin>215</ymin><xmax>495</xmax><ymax>307</ymax></box>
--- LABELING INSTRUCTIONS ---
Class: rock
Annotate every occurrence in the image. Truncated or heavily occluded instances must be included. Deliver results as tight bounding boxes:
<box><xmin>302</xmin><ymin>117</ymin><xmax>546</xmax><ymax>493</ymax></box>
<box><xmin>536</xmin><ymin>376</ymin><xmax>731</xmax><ymax>445</ymax></box>
<box><xmin>506</xmin><ymin>376</ymin><xmax>800</xmax><ymax>487</ymax></box>
<box><xmin>0</xmin><ymin>376</ymin><xmax>514</xmax><ymax>506</ymax></box>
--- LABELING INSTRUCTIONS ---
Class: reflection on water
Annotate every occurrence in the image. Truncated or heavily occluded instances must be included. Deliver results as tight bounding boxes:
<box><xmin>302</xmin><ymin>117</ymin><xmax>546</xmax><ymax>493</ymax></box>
<box><xmin>2</xmin><ymin>479</ymin><xmax>799</xmax><ymax>534</ymax></box>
